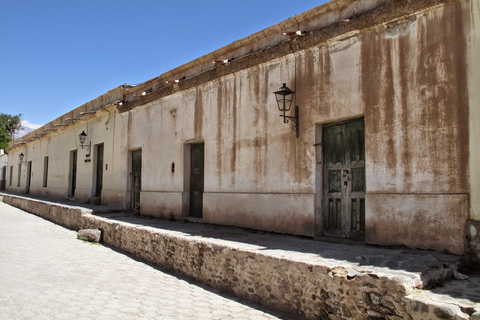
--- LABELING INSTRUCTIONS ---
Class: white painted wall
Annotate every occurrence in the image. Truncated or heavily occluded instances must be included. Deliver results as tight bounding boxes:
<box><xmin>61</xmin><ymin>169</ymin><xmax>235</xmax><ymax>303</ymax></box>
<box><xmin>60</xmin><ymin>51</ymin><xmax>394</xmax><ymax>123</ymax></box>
<box><xmin>6</xmin><ymin>87</ymin><xmax>126</xmax><ymax>204</ymax></box>
<box><xmin>469</xmin><ymin>0</ymin><xmax>480</xmax><ymax>221</ymax></box>
<box><xmin>4</xmin><ymin>0</ymin><xmax>476</xmax><ymax>254</ymax></box>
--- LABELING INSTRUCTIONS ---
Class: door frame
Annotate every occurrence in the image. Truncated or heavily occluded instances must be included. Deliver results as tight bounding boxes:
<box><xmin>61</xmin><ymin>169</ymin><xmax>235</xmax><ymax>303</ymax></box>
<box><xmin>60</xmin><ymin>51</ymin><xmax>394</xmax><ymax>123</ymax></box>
<box><xmin>182</xmin><ymin>142</ymin><xmax>205</xmax><ymax>219</ymax></box>
<box><xmin>315</xmin><ymin>117</ymin><xmax>366</xmax><ymax>239</ymax></box>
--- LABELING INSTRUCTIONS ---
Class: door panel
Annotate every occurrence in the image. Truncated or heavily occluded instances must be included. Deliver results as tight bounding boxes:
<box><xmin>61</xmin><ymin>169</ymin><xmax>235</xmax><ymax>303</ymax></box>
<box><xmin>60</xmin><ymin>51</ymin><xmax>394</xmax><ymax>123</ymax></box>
<box><xmin>323</xmin><ymin>118</ymin><xmax>365</xmax><ymax>239</ymax></box>
<box><xmin>351</xmin><ymin>168</ymin><xmax>365</xmax><ymax>192</ymax></box>
<box><xmin>323</xmin><ymin>125</ymin><xmax>344</xmax><ymax>236</ymax></box>
<box><xmin>328</xmin><ymin>170</ymin><xmax>342</xmax><ymax>192</ymax></box>
<box><xmin>190</xmin><ymin>143</ymin><xmax>204</xmax><ymax>218</ymax></box>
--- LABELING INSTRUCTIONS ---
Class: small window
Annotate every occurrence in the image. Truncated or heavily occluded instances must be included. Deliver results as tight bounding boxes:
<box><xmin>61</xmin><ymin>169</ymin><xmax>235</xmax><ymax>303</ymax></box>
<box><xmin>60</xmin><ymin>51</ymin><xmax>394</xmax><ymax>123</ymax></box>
<box><xmin>43</xmin><ymin>156</ymin><xmax>49</xmax><ymax>187</ymax></box>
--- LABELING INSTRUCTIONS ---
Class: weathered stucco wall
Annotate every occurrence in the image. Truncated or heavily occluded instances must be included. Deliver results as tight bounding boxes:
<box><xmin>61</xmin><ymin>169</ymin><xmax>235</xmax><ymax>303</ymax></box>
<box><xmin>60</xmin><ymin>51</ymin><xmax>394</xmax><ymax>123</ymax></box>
<box><xmin>128</xmin><ymin>69</ymin><xmax>317</xmax><ymax>235</ymax></box>
<box><xmin>366</xmin><ymin>194</ymin><xmax>468</xmax><ymax>254</ymax></box>
<box><xmin>361</xmin><ymin>1</ymin><xmax>471</xmax><ymax>254</ymax></box>
<box><xmin>125</xmin><ymin>92</ymin><xmax>188</xmax><ymax>217</ymax></box>
<box><xmin>203</xmin><ymin>193</ymin><xmax>315</xmax><ymax>235</ymax></box>
<box><xmin>6</xmin><ymin>87</ymin><xmax>129</xmax><ymax>208</ymax></box>
<box><xmin>5</xmin><ymin>0</ymin><xmax>477</xmax><ymax>255</ymax></box>
<box><xmin>83</xmin><ymin>108</ymin><xmax>129</xmax><ymax>207</ymax></box>
<box><xmin>469</xmin><ymin>1</ymin><xmax>480</xmax><ymax>221</ymax></box>
<box><xmin>363</xmin><ymin>3</ymin><xmax>469</xmax><ymax>195</ymax></box>
<box><xmin>127</xmin><ymin>0</ymin><xmax>472</xmax><ymax>252</ymax></box>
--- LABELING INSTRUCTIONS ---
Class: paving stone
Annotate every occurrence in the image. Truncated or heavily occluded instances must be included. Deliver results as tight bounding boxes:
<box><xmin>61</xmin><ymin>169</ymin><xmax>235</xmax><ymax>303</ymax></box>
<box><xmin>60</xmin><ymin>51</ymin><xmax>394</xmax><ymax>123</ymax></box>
<box><xmin>3</xmin><ymin>194</ymin><xmax>480</xmax><ymax>319</ymax></box>
<box><xmin>0</xmin><ymin>202</ymin><xmax>289</xmax><ymax>320</ymax></box>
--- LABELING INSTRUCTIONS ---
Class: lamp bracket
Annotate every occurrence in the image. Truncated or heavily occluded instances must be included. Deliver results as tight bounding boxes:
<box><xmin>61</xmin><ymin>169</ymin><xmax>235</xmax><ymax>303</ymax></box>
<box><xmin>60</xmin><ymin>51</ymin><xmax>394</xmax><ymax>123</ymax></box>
<box><xmin>81</xmin><ymin>141</ymin><xmax>91</xmax><ymax>156</ymax></box>
<box><xmin>279</xmin><ymin>105</ymin><xmax>300</xmax><ymax>138</ymax></box>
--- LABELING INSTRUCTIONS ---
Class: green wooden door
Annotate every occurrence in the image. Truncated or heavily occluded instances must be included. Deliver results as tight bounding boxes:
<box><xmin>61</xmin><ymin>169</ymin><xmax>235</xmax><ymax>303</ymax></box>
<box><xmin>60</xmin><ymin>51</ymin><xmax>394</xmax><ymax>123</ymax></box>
<box><xmin>323</xmin><ymin>119</ymin><xmax>365</xmax><ymax>239</ymax></box>
<box><xmin>131</xmin><ymin>149</ymin><xmax>142</xmax><ymax>213</ymax></box>
<box><xmin>189</xmin><ymin>143</ymin><xmax>204</xmax><ymax>218</ymax></box>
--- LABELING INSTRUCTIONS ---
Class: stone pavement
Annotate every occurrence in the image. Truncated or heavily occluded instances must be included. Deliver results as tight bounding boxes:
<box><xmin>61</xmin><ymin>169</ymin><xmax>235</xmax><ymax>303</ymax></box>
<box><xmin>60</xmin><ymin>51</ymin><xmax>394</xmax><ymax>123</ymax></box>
<box><xmin>92</xmin><ymin>211</ymin><xmax>480</xmax><ymax>319</ymax></box>
<box><xmin>1</xmin><ymin>192</ymin><xmax>480</xmax><ymax>319</ymax></box>
<box><xmin>0</xmin><ymin>202</ymin><xmax>289</xmax><ymax>320</ymax></box>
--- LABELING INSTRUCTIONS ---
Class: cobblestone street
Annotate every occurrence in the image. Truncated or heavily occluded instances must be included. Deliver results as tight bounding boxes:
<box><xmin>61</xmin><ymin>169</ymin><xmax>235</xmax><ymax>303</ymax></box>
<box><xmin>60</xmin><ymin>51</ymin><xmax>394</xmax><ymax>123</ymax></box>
<box><xmin>0</xmin><ymin>202</ymin><xmax>286</xmax><ymax>320</ymax></box>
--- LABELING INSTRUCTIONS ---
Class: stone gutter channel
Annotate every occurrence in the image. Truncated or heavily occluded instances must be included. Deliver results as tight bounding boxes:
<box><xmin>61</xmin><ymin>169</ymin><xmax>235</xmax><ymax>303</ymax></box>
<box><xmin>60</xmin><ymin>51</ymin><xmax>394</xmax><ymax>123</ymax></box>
<box><xmin>1</xmin><ymin>193</ymin><xmax>479</xmax><ymax>319</ymax></box>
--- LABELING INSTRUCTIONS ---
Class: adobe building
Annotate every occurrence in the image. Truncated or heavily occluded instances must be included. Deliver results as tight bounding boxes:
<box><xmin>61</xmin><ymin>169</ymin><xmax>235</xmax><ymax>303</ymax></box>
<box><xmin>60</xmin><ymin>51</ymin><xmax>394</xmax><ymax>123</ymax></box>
<box><xmin>6</xmin><ymin>0</ymin><xmax>480</xmax><ymax>256</ymax></box>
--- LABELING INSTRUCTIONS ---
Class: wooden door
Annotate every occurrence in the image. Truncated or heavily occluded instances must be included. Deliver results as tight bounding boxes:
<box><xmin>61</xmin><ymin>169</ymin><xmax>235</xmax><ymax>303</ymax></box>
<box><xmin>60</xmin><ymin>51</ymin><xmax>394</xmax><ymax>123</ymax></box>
<box><xmin>131</xmin><ymin>149</ymin><xmax>142</xmax><ymax>213</ymax></box>
<box><xmin>189</xmin><ymin>143</ymin><xmax>204</xmax><ymax>218</ymax></box>
<box><xmin>25</xmin><ymin>161</ymin><xmax>32</xmax><ymax>194</ymax></box>
<box><xmin>323</xmin><ymin>118</ymin><xmax>365</xmax><ymax>239</ymax></box>
<box><xmin>95</xmin><ymin>144</ymin><xmax>104</xmax><ymax>197</ymax></box>
<box><xmin>69</xmin><ymin>150</ymin><xmax>77</xmax><ymax>197</ymax></box>
<box><xmin>1</xmin><ymin>166</ymin><xmax>6</xmax><ymax>190</ymax></box>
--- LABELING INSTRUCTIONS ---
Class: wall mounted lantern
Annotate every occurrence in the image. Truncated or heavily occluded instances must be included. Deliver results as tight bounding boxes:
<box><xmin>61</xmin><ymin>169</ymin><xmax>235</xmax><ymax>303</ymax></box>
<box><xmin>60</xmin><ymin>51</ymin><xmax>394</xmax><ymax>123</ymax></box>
<box><xmin>19</xmin><ymin>152</ymin><xmax>26</xmax><ymax>164</ymax></box>
<box><xmin>79</xmin><ymin>131</ymin><xmax>91</xmax><ymax>156</ymax></box>
<box><xmin>273</xmin><ymin>83</ymin><xmax>299</xmax><ymax>138</ymax></box>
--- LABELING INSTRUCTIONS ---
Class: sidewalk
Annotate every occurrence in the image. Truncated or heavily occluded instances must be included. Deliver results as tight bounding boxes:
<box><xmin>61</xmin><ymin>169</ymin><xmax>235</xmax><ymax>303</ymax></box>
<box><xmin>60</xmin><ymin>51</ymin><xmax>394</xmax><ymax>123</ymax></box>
<box><xmin>0</xmin><ymin>202</ymin><xmax>286</xmax><ymax>320</ymax></box>
<box><xmin>1</xmin><ymin>192</ymin><xmax>479</xmax><ymax>319</ymax></box>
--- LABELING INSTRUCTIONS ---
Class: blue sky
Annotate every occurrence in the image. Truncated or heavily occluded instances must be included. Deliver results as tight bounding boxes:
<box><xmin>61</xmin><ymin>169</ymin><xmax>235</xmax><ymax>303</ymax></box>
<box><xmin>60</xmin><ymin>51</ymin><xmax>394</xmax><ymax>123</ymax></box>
<box><xmin>0</xmin><ymin>0</ymin><xmax>327</xmax><ymax>125</ymax></box>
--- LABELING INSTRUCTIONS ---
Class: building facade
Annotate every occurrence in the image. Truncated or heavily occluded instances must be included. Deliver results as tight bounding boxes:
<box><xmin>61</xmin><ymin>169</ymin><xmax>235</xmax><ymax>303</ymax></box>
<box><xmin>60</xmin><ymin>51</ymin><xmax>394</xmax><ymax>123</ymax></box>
<box><xmin>6</xmin><ymin>0</ymin><xmax>480</xmax><ymax>256</ymax></box>
<box><xmin>0</xmin><ymin>150</ymin><xmax>7</xmax><ymax>190</ymax></box>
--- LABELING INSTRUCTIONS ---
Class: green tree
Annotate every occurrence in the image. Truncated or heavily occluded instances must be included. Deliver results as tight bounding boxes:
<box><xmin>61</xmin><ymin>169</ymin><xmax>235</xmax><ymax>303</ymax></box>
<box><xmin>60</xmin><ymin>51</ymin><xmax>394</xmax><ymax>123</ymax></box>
<box><xmin>0</xmin><ymin>113</ymin><xmax>22</xmax><ymax>149</ymax></box>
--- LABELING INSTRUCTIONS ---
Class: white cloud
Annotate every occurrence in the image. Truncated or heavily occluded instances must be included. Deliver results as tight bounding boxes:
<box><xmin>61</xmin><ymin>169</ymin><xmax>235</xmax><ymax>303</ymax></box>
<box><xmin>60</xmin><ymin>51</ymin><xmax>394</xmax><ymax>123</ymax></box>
<box><xmin>14</xmin><ymin>120</ymin><xmax>43</xmax><ymax>139</ymax></box>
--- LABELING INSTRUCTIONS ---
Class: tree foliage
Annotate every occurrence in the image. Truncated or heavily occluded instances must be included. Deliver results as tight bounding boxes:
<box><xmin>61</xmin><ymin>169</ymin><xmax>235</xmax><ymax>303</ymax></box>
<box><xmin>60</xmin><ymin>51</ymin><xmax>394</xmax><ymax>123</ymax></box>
<box><xmin>0</xmin><ymin>113</ymin><xmax>22</xmax><ymax>149</ymax></box>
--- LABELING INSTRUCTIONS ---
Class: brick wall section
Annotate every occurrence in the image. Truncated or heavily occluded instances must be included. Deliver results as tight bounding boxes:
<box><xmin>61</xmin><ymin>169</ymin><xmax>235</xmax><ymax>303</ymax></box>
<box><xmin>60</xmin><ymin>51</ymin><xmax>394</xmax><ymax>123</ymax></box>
<box><xmin>2</xmin><ymin>194</ymin><xmax>475</xmax><ymax>319</ymax></box>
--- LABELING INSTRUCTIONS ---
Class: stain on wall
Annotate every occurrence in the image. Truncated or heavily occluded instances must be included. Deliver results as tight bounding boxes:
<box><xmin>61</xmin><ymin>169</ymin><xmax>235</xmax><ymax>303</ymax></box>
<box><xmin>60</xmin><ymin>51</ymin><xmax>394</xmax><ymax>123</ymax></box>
<box><xmin>361</xmin><ymin>2</ymin><xmax>470</xmax><ymax>252</ymax></box>
<box><xmin>7</xmin><ymin>0</ymin><xmax>477</xmax><ymax>252</ymax></box>
<box><xmin>363</xmin><ymin>2</ymin><xmax>469</xmax><ymax>194</ymax></box>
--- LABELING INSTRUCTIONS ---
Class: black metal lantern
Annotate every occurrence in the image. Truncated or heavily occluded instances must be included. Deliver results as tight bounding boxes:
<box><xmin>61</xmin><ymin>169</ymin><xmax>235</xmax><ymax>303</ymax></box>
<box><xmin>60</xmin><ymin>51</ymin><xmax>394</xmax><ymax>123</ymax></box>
<box><xmin>79</xmin><ymin>131</ymin><xmax>91</xmax><ymax>155</ymax></box>
<box><xmin>19</xmin><ymin>152</ymin><xmax>25</xmax><ymax>164</ymax></box>
<box><xmin>274</xmin><ymin>83</ymin><xmax>295</xmax><ymax>113</ymax></box>
<box><xmin>79</xmin><ymin>131</ymin><xmax>87</xmax><ymax>145</ymax></box>
<box><xmin>273</xmin><ymin>83</ymin><xmax>299</xmax><ymax>138</ymax></box>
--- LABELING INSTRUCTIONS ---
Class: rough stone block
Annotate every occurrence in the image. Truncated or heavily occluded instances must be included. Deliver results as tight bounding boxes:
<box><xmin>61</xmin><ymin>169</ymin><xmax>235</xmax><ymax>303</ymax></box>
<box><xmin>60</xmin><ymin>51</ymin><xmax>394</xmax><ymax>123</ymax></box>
<box><xmin>410</xmin><ymin>299</ymin><xmax>429</xmax><ymax>313</ymax></box>
<box><xmin>77</xmin><ymin>229</ymin><xmax>101</xmax><ymax>243</ymax></box>
<box><xmin>433</xmin><ymin>305</ymin><xmax>456</xmax><ymax>319</ymax></box>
